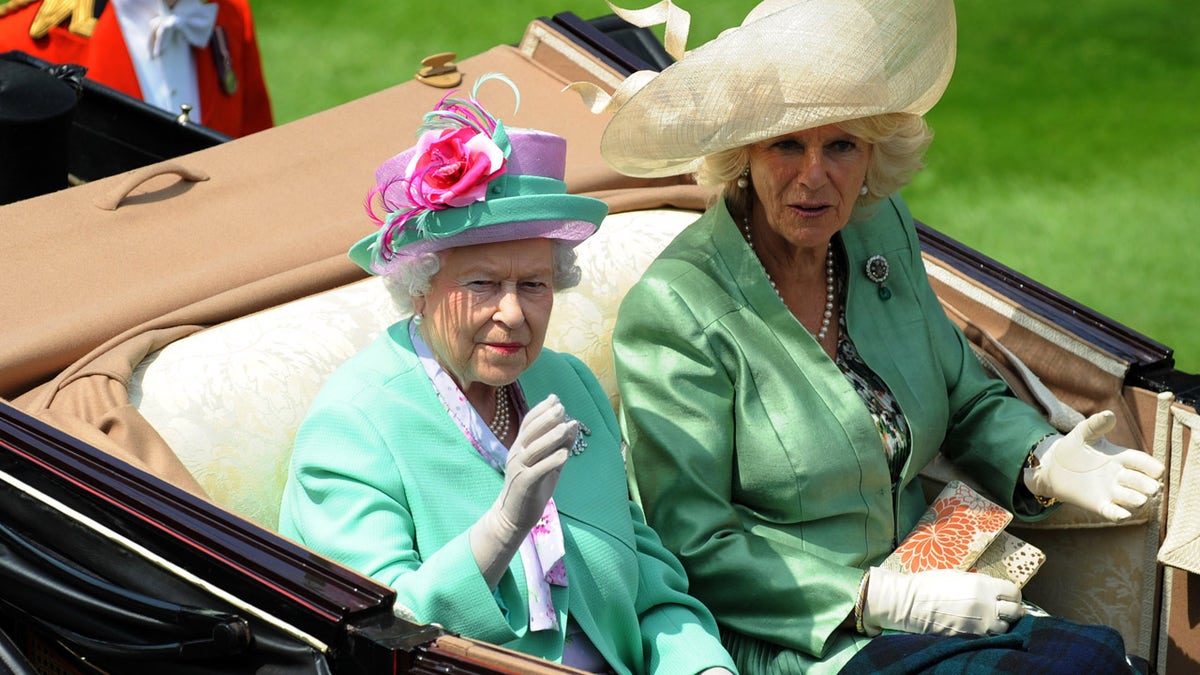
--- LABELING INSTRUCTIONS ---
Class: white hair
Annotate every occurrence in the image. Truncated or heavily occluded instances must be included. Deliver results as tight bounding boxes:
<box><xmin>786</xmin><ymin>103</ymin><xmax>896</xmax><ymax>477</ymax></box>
<box><xmin>380</xmin><ymin>240</ymin><xmax>582</xmax><ymax>315</ymax></box>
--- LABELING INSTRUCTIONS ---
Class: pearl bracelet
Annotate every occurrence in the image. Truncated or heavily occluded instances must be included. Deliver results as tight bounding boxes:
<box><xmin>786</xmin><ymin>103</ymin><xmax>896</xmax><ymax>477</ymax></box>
<box><xmin>853</xmin><ymin>571</ymin><xmax>871</xmax><ymax>635</ymax></box>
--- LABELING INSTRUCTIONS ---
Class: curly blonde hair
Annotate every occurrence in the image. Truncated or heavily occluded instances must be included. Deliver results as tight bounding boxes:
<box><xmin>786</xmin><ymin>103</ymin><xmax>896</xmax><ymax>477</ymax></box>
<box><xmin>694</xmin><ymin>113</ymin><xmax>932</xmax><ymax>216</ymax></box>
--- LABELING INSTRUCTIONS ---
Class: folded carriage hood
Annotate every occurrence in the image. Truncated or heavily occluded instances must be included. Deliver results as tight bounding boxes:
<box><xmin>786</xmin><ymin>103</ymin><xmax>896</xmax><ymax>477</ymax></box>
<box><xmin>0</xmin><ymin>43</ymin><xmax>694</xmax><ymax>401</ymax></box>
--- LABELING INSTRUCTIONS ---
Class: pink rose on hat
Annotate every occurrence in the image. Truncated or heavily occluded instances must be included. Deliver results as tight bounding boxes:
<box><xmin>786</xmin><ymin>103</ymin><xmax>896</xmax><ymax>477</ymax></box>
<box><xmin>406</xmin><ymin>127</ymin><xmax>506</xmax><ymax>209</ymax></box>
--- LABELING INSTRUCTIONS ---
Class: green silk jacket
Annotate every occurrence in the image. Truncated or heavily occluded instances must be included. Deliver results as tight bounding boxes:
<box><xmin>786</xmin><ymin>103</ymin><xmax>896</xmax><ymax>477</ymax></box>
<box><xmin>279</xmin><ymin>320</ymin><xmax>735</xmax><ymax>674</ymax></box>
<box><xmin>612</xmin><ymin>195</ymin><xmax>1055</xmax><ymax>673</ymax></box>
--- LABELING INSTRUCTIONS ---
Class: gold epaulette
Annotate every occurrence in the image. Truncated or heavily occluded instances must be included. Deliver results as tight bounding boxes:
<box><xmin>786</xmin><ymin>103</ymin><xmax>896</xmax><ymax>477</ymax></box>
<box><xmin>28</xmin><ymin>0</ymin><xmax>96</xmax><ymax>39</ymax></box>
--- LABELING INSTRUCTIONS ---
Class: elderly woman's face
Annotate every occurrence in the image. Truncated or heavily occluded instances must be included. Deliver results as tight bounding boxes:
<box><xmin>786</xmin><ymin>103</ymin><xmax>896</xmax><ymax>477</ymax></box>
<box><xmin>747</xmin><ymin>124</ymin><xmax>871</xmax><ymax>249</ymax></box>
<box><xmin>415</xmin><ymin>238</ymin><xmax>555</xmax><ymax>396</ymax></box>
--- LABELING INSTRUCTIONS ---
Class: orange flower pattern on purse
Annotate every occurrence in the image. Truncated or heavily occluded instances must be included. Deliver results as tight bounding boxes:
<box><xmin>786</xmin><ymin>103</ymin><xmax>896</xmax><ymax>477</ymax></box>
<box><xmin>882</xmin><ymin>481</ymin><xmax>1013</xmax><ymax>575</ymax></box>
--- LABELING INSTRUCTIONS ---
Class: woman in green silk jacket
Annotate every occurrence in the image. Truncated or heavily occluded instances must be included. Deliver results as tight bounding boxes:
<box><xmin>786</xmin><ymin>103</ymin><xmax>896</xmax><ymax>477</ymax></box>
<box><xmin>600</xmin><ymin>0</ymin><xmax>1165</xmax><ymax>673</ymax></box>
<box><xmin>279</xmin><ymin>83</ymin><xmax>736</xmax><ymax>675</ymax></box>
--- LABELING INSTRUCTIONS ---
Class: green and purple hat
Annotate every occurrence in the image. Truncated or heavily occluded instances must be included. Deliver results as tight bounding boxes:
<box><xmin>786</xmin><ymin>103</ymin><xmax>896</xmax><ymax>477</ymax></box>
<box><xmin>349</xmin><ymin>75</ymin><xmax>609</xmax><ymax>274</ymax></box>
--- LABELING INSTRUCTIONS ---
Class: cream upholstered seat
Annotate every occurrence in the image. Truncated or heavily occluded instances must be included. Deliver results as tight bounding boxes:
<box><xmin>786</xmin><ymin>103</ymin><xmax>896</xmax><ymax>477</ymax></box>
<box><xmin>129</xmin><ymin>208</ymin><xmax>700</xmax><ymax>529</ymax></box>
<box><xmin>129</xmin><ymin>275</ymin><xmax>403</xmax><ymax>528</ymax></box>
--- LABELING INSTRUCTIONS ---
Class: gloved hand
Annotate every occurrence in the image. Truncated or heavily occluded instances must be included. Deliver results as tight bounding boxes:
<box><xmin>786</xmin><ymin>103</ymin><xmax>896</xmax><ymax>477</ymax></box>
<box><xmin>860</xmin><ymin>566</ymin><xmax>1023</xmax><ymax>637</ymax></box>
<box><xmin>469</xmin><ymin>394</ymin><xmax>578</xmax><ymax>588</ymax></box>
<box><xmin>1023</xmin><ymin>410</ymin><xmax>1165</xmax><ymax>522</ymax></box>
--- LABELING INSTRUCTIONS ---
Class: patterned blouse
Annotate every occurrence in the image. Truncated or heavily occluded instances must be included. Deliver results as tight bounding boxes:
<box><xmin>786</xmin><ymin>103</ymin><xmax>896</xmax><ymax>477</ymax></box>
<box><xmin>834</xmin><ymin>283</ymin><xmax>912</xmax><ymax>485</ymax></box>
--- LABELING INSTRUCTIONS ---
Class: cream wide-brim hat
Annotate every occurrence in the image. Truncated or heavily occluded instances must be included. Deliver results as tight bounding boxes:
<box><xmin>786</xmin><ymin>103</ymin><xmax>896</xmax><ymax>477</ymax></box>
<box><xmin>599</xmin><ymin>0</ymin><xmax>957</xmax><ymax>178</ymax></box>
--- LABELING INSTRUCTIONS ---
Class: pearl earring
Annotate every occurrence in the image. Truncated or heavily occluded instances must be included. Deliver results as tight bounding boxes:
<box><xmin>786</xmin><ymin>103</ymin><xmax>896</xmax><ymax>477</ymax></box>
<box><xmin>413</xmin><ymin>312</ymin><xmax>423</xmax><ymax>326</ymax></box>
<box><xmin>860</xmin><ymin>184</ymin><xmax>869</xmax><ymax>196</ymax></box>
<box><xmin>736</xmin><ymin>166</ymin><xmax>750</xmax><ymax>189</ymax></box>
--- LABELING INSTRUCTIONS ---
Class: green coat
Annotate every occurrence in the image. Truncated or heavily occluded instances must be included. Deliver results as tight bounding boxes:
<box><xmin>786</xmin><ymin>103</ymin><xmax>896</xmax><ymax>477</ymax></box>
<box><xmin>612</xmin><ymin>196</ymin><xmax>1055</xmax><ymax>674</ymax></box>
<box><xmin>279</xmin><ymin>320</ymin><xmax>735</xmax><ymax>674</ymax></box>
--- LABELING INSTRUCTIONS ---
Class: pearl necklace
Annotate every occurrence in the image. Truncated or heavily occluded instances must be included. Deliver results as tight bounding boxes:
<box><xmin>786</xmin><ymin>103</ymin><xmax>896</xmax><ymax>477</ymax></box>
<box><xmin>489</xmin><ymin>385</ymin><xmax>511</xmax><ymax>440</ymax></box>
<box><xmin>742</xmin><ymin>216</ymin><xmax>837</xmax><ymax>342</ymax></box>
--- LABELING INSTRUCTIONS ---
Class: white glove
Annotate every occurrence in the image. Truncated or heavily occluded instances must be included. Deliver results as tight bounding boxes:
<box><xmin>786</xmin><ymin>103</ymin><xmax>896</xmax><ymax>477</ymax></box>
<box><xmin>1023</xmin><ymin>410</ymin><xmax>1165</xmax><ymax>522</ymax></box>
<box><xmin>861</xmin><ymin>566</ymin><xmax>1023</xmax><ymax>637</ymax></box>
<box><xmin>469</xmin><ymin>394</ymin><xmax>577</xmax><ymax>588</ymax></box>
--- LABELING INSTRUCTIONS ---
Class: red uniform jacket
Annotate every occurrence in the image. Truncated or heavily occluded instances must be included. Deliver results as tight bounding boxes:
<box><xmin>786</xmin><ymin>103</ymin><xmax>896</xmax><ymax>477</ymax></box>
<box><xmin>0</xmin><ymin>0</ymin><xmax>273</xmax><ymax>137</ymax></box>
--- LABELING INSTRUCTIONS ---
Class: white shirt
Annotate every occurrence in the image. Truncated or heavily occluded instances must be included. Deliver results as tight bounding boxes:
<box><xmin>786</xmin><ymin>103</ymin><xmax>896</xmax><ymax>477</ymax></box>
<box><xmin>110</xmin><ymin>0</ymin><xmax>217</xmax><ymax>123</ymax></box>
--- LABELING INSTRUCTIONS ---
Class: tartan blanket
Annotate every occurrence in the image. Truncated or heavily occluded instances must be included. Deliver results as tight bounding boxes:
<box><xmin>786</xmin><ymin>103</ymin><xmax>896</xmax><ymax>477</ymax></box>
<box><xmin>839</xmin><ymin>614</ymin><xmax>1129</xmax><ymax>674</ymax></box>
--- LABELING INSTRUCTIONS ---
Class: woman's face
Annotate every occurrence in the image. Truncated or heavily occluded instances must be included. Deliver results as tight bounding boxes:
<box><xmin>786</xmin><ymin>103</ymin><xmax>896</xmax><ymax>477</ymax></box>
<box><xmin>746</xmin><ymin>124</ymin><xmax>872</xmax><ymax>250</ymax></box>
<box><xmin>414</xmin><ymin>238</ymin><xmax>555</xmax><ymax>398</ymax></box>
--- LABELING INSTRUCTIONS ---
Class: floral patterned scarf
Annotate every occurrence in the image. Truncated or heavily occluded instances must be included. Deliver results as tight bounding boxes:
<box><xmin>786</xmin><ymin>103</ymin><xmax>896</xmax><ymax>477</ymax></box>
<box><xmin>410</xmin><ymin>321</ymin><xmax>567</xmax><ymax>632</ymax></box>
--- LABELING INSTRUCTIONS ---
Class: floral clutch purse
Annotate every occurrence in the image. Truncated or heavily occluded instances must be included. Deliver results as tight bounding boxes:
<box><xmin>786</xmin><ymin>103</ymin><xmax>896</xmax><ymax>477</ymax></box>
<box><xmin>880</xmin><ymin>480</ymin><xmax>1045</xmax><ymax>587</ymax></box>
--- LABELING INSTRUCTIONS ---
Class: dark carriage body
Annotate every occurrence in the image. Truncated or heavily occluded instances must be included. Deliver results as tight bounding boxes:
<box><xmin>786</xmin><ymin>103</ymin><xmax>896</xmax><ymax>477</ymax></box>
<box><xmin>1</xmin><ymin>12</ymin><xmax>1199</xmax><ymax>675</ymax></box>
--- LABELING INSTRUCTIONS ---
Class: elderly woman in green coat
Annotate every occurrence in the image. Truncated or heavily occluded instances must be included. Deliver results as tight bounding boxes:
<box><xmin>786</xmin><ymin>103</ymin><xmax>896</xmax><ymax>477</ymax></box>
<box><xmin>278</xmin><ymin>81</ymin><xmax>736</xmax><ymax>675</ymax></box>
<box><xmin>602</xmin><ymin>0</ymin><xmax>1165</xmax><ymax>673</ymax></box>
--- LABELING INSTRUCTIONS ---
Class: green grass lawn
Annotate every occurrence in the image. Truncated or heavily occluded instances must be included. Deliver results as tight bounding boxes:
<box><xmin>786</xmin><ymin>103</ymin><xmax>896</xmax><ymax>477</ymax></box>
<box><xmin>254</xmin><ymin>0</ymin><xmax>1200</xmax><ymax>374</ymax></box>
